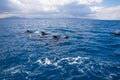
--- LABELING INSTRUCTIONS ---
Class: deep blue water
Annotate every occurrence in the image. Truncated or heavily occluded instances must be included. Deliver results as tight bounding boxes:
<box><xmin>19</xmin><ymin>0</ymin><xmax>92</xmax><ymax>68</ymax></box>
<box><xmin>0</xmin><ymin>19</ymin><xmax>120</xmax><ymax>80</ymax></box>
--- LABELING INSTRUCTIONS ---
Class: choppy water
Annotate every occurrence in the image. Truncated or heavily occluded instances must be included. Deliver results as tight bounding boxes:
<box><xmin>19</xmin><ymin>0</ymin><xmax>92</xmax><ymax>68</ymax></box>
<box><xmin>0</xmin><ymin>19</ymin><xmax>120</xmax><ymax>80</ymax></box>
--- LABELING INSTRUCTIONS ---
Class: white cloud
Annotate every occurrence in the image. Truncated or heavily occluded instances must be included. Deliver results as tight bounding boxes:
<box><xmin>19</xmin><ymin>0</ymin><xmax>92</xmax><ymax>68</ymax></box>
<box><xmin>1</xmin><ymin>0</ymin><xmax>120</xmax><ymax>20</ymax></box>
<box><xmin>90</xmin><ymin>5</ymin><xmax>120</xmax><ymax>20</ymax></box>
<box><xmin>0</xmin><ymin>13</ymin><xmax>13</xmax><ymax>18</ymax></box>
<box><xmin>77</xmin><ymin>0</ymin><xmax>102</xmax><ymax>5</ymax></box>
<box><xmin>5</xmin><ymin>0</ymin><xmax>91</xmax><ymax>18</ymax></box>
<box><xmin>7</xmin><ymin>0</ymin><xmax>103</xmax><ymax>18</ymax></box>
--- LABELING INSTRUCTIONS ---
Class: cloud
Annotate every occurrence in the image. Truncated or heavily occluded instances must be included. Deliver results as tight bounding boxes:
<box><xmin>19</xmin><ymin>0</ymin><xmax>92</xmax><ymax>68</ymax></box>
<box><xmin>77</xmin><ymin>0</ymin><xmax>102</xmax><ymax>5</ymax></box>
<box><xmin>1</xmin><ymin>0</ymin><xmax>120</xmax><ymax>20</ymax></box>
<box><xmin>90</xmin><ymin>5</ymin><xmax>120</xmax><ymax>20</ymax></box>
<box><xmin>1</xmin><ymin>0</ymin><xmax>96</xmax><ymax>18</ymax></box>
<box><xmin>58</xmin><ymin>2</ymin><xmax>92</xmax><ymax>18</ymax></box>
<box><xmin>0</xmin><ymin>0</ymin><xmax>12</xmax><ymax>13</ymax></box>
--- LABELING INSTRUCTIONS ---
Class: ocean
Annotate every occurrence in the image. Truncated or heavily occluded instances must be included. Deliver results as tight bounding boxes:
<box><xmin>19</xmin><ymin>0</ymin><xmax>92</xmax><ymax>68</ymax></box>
<box><xmin>0</xmin><ymin>19</ymin><xmax>120</xmax><ymax>80</ymax></box>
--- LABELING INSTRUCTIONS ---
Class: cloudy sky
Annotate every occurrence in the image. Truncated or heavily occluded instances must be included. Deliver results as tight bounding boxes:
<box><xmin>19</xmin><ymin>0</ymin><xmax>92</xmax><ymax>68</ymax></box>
<box><xmin>0</xmin><ymin>0</ymin><xmax>120</xmax><ymax>20</ymax></box>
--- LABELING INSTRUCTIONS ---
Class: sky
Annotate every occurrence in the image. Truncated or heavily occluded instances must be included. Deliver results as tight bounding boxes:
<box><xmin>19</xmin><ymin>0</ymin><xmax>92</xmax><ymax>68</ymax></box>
<box><xmin>0</xmin><ymin>0</ymin><xmax>120</xmax><ymax>20</ymax></box>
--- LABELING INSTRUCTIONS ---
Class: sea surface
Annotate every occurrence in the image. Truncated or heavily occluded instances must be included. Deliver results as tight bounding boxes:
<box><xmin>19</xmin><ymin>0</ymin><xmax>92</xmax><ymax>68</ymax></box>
<box><xmin>0</xmin><ymin>19</ymin><xmax>120</xmax><ymax>80</ymax></box>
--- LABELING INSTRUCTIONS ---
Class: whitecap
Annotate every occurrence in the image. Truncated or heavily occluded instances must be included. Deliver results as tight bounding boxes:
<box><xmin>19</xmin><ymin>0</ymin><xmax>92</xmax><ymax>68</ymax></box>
<box><xmin>44</xmin><ymin>58</ymin><xmax>52</xmax><ymax>65</ymax></box>
<box><xmin>34</xmin><ymin>31</ymin><xmax>40</xmax><ymax>34</ymax></box>
<box><xmin>35</xmin><ymin>59</ymin><xmax>42</xmax><ymax>64</ymax></box>
<box><xmin>3</xmin><ymin>65</ymin><xmax>22</xmax><ymax>74</ymax></box>
<box><xmin>11</xmin><ymin>69</ymin><xmax>20</xmax><ymax>74</ymax></box>
<box><xmin>109</xmin><ymin>73</ymin><xmax>118</xmax><ymax>79</ymax></box>
<box><xmin>35</xmin><ymin>56</ymin><xmax>89</xmax><ymax>68</ymax></box>
<box><xmin>35</xmin><ymin>58</ymin><xmax>52</xmax><ymax>65</ymax></box>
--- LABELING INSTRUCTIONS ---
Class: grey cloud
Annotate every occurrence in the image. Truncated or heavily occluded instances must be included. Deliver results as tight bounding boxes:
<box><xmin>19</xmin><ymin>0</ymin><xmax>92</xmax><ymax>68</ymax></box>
<box><xmin>0</xmin><ymin>0</ymin><xmax>93</xmax><ymax>18</ymax></box>
<box><xmin>0</xmin><ymin>0</ymin><xmax>13</xmax><ymax>13</ymax></box>
<box><xmin>33</xmin><ymin>2</ymin><xmax>93</xmax><ymax>18</ymax></box>
<box><xmin>58</xmin><ymin>2</ymin><xmax>92</xmax><ymax>17</ymax></box>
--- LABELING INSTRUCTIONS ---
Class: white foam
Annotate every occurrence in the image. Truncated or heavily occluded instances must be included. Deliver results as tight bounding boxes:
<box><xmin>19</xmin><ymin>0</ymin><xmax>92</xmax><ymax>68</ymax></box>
<box><xmin>78</xmin><ymin>69</ymin><xmax>84</xmax><ymax>73</ymax></box>
<box><xmin>36</xmin><ymin>58</ymin><xmax>52</xmax><ymax>65</ymax></box>
<box><xmin>35</xmin><ymin>56</ymin><xmax>89</xmax><ymax>68</ymax></box>
<box><xmin>34</xmin><ymin>31</ymin><xmax>40</xmax><ymax>34</ymax></box>
<box><xmin>11</xmin><ymin>69</ymin><xmax>20</xmax><ymax>74</ymax></box>
<box><xmin>45</xmin><ymin>58</ymin><xmax>52</xmax><ymax>65</ymax></box>
<box><xmin>36</xmin><ymin>59</ymin><xmax>42</xmax><ymax>64</ymax></box>
<box><xmin>109</xmin><ymin>73</ymin><xmax>117</xmax><ymax>79</ymax></box>
<box><xmin>3</xmin><ymin>65</ymin><xmax>22</xmax><ymax>74</ymax></box>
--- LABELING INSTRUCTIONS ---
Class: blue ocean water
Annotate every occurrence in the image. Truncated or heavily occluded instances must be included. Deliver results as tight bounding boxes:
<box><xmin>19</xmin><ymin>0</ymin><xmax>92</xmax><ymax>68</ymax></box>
<box><xmin>0</xmin><ymin>19</ymin><xmax>120</xmax><ymax>80</ymax></box>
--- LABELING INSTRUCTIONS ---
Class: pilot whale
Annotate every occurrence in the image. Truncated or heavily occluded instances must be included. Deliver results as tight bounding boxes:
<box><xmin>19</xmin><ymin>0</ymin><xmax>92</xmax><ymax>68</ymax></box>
<box><xmin>114</xmin><ymin>31</ymin><xmax>120</xmax><ymax>36</ymax></box>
